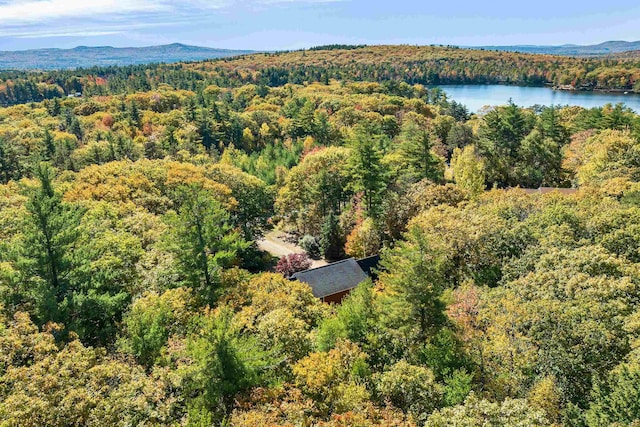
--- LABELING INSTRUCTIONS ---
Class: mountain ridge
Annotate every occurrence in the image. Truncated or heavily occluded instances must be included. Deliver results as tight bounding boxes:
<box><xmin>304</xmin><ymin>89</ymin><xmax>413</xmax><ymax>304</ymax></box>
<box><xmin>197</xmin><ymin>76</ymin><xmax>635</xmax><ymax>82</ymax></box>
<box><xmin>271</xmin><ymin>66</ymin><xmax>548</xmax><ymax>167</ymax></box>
<box><xmin>0</xmin><ymin>43</ymin><xmax>256</xmax><ymax>70</ymax></box>
<box><xmin>3</xmin><ymin>40</ymin><xmax>640</xmax><ymax>71</ymax></box>
<box><xmin>474</xmin><ymin>40</ymin><xmax>640</xmax><ymax>56</ymax></box>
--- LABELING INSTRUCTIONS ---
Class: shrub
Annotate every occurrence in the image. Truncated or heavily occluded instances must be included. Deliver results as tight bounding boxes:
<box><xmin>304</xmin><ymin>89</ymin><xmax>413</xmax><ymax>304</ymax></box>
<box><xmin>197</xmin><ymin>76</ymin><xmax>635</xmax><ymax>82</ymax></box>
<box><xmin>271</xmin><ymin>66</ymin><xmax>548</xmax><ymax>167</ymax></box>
<box><xmin>276</xmin><ymin>253</ymin><xmax>312</xmax><ymax>277</ymax></box>
<box><xmin>299</xmin><ymin>234</ymin><xmax>321</xmax><ymax>258</ymax></box>
<box><xmin>376</xmin><ymin>360</ymin><xmax>444</xmax><ymax>422</ymax></box>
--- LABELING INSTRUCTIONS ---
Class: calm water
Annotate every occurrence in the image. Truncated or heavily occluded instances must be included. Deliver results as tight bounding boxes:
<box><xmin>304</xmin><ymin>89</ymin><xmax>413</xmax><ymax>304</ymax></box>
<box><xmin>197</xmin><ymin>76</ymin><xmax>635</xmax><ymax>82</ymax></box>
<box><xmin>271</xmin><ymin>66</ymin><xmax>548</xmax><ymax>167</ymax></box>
<box><xmin>437</xmin><ymin>85</ymin><xmax>640</xmax><ymax>113</ymax></box>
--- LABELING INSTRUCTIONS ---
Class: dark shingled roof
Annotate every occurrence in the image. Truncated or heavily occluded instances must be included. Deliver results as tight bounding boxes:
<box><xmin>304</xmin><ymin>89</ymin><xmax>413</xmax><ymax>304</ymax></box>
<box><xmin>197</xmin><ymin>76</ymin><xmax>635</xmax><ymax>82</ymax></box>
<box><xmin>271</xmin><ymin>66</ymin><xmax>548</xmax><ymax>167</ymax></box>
<box><xmin>356</xmin><ymin>254</ymin><xmax>381</xmax><ymax>280</ymax></box>
<box><xmin>291</xmin><ymin>258</ymin><xmax>368</xmax><ymax>298</ymax></box>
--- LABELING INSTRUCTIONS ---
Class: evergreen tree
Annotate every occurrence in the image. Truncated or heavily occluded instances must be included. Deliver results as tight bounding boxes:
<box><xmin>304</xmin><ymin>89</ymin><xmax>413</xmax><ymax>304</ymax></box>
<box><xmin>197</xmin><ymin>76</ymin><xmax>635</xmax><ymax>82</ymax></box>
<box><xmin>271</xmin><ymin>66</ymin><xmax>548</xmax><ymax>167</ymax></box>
<box><xmin>197</xmin><ymin>109</ymin><xmax>215</xmax><ymax>150</ymax></box>
<box><xmin>162</xmin><ymin>125</ymin><xmax>178</xmax><ymax>155</ymax></box>
<box><xmin>184</xmin><ymin>309</ymin><xmax>268</xmax><ymax>421</ymax></box>
<box><xmin>68</xmin><ymin>116</ymin><xmax>83</xmax><ymax>141</ymax></box>
<box><xmin>166</xmin><ymin>184</ymin><xmax>248</xmax><ymax>302</ymax></box>
<box><xmin>43</xmin><ymin>129</ymin><xmax>55</xmax><ymax>160</ymax></box>
<box><xmin>479</xmin><ymin>100</ymin><xmax>535</xmax><ymax>187</ymax></box>
<box><xmin>291</xmin><ymin>99</ymin><xmax>316</xmax><ymax>140</ymax></box>
<box><xmin>347</xmin><ymin>125</ymin><xmax>388</xmax><ymax>218</ymax></box>
<box><xmin>602</xmin><ymin>103</ymin><xmax>633</xmax><ymax>131</ymax></box>
<box><xmin>0</xmin><ymin>135</ymin><xmax>23</xmax><ymax>184</ymax></box>
<box><xmin>19</xmin><ymin>163</ymin><xmax>83</xmax><ymax>324</ymax></box>
<box><xmin>399</xmin><ymin>121</ymin><xmax>444</xmax><ymax>183</ymax></box>
<box><xmin>539</xmin><ymin>105</ymin><xmax>570</xmax><ymax>145</ymax></box>
<box><xmin>516</xmin><ymin>129</ymin><xmax>564</xmax><ymax>187</ymax></box>
<box><xmin>47</xmin><ymin>97</ymin><xmax>61</xmax><ymax>116</ymax></box>
<box><xmin>379</xmin><ymin>226</ymin><xmax>447</xmax><ymax>345</ymax></box>
<box><xmin>320</xmin><ymin>211</ymin><xmax>345</xmax><ymax>260</ymax></box>
<box><xmin>185</xmin><ymin>96</ymin><xmax>197</xmax><ymax>122</ymax></box>
<box><xmin>446</xmin><ymin>123</ymin><xmax>476</xmax><ymax>158</ymax></box>
<box><xmin>127</xmin><ymin>100</ymin><xmax>141</xmax><ymax>128</ymax></box>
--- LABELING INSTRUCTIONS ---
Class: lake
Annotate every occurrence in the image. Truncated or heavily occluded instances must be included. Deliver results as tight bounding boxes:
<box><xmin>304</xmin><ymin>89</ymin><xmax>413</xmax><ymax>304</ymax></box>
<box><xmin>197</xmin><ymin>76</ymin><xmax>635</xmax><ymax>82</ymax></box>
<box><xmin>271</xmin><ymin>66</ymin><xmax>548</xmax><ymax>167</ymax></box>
<box><xmin>436</xmin><ymin>84</ymin><xmax>640</xmax><ymax>113</ymax></box>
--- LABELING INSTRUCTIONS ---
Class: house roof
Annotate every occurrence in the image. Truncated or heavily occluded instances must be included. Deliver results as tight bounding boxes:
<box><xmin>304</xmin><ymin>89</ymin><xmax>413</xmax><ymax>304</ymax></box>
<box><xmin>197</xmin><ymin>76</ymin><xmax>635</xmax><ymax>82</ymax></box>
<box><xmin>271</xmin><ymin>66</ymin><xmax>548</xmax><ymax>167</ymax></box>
<box><xmin>291</xmin><ymin>258</ymin><xmax>369</xmax><ymax>298</ymax></box>
<box><xmin>356</xmin><ymin>254</ymin><xmax>381</xmax><ymax>280</ymax></box>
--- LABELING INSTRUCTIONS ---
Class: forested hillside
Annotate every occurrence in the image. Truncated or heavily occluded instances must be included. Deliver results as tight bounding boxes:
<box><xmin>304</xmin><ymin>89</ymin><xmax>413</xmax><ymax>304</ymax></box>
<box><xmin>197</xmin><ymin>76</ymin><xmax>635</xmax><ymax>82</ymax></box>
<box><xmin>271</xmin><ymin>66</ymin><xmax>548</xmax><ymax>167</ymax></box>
<box><xmin>2</xmin><ymin>52</ymin><xmax>640</xmax><ymax>426</ymax></box>
<box><xmin>3</xmin><ymin>45</ymin><xmax>640</xmax><ymax>107</ymax></box>
<box><xmin>0</xmin><ymin>43</ymin><xmax>255</xmax><ymax>71</ymax></box>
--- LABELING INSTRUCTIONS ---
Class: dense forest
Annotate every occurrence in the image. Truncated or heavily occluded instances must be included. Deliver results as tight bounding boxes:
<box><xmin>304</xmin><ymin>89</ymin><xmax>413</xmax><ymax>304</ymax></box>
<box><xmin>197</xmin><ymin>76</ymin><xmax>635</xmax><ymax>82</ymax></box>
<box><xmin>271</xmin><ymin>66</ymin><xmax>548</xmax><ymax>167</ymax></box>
<box><xmin>3</xmin><ymin>45</ymin><xmax>640</xmax><ymax>106</ymax></box>
<box><xmin>2</xmin><ymin>47</ymin><xmax>640</xmax><ymax>426</ymax></box>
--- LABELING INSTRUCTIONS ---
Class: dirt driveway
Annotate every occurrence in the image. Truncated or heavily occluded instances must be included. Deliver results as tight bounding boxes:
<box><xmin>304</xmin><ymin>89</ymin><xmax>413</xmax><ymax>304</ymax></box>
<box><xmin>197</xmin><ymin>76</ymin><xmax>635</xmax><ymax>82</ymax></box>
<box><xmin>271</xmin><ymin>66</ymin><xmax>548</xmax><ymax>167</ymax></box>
<box><xmin>257</xmin><ymin>231</ymin><xmax>327</xmax><ymax>269</ymax></box>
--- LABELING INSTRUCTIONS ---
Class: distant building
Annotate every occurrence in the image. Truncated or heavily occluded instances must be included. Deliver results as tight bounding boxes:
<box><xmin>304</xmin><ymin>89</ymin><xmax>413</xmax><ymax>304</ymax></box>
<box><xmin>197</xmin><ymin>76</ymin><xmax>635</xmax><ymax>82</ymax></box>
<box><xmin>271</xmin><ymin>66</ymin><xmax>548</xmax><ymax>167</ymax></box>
<box><xmin>291</xmin><ymin>255</ymin><xmax>379</xmax><ymax>304</ymax></box>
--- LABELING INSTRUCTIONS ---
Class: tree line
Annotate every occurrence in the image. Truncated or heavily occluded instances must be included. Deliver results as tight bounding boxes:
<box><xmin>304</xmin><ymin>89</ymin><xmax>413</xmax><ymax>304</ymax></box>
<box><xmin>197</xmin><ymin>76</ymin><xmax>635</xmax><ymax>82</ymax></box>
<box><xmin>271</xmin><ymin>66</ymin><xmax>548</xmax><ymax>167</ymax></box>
<box><xmin>3</xmin><ymin>45</ymin><xmax>640</xmax><ymax>106</ymax></box>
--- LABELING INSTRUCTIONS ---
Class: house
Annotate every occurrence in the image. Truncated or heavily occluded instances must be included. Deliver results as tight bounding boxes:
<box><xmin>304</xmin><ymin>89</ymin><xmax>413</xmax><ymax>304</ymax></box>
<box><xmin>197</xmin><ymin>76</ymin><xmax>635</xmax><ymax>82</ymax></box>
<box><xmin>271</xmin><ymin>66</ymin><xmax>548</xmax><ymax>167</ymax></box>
<box><xmin>291</xmin><ymin>256</ymin><xmax>379</xmax><ymax>303</ymax></box>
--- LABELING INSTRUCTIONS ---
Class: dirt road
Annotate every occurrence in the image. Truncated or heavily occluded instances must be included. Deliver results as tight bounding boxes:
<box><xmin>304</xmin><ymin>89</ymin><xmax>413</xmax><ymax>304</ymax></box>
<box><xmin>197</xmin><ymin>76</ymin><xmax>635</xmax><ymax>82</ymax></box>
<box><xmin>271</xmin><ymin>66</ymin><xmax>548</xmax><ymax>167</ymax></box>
<box><xmin>257</xmin><ymin>231</ymin><xmax>327</xmax><ymax>269</ymax></box>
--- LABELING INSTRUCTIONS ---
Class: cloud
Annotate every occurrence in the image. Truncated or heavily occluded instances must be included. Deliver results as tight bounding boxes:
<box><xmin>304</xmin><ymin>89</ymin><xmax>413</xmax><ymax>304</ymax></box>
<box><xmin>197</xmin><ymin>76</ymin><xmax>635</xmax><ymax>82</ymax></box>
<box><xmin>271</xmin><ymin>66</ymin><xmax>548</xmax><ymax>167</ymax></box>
<box><xmin>258</xmin><ymin>0</ymin><xmax>343</xmax><ymax>3</ymax></box>
<box><xmin>0</xmin><ymin>0</ymin><xmax>347</xmax><ymax>40</ymax></box>
<box><xmin>0</xmin><ymin>0</ymin><xmax>172</xmax><ymax>24</ymax></box>
<box><xmin>0</xmin><ymin>0</ymin><xmax>343</xmax><ymax>24</ymax></box>
<box><xmin>0</xmin><ymin>19</ymin><xmax>178</xmax><ymax>37</ymax></box>
<box><xmin>11</xmin><ymin>30</ymin><xmax>122</xmax><ymax>39</ymax></box>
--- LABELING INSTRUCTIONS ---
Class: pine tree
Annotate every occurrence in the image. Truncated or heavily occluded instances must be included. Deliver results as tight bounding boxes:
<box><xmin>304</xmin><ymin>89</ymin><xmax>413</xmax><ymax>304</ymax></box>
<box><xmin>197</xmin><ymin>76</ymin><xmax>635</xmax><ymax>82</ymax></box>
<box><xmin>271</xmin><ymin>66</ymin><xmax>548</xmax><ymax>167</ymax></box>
<box><xmin>399</xmin><ymin>121</ymin><xmax>444</xmax><ymax>182</ymax></box>
<box><xmin>197</xmin><ymin>110</ymin><xmax>215</xmax><ymax>149</ymax></box>
<box><xmin>68</xmin><ymin>116</ymin><xmax>83</xmax><ymax>141</ymax></box>
<box><xmin>539</xmin><ymin>106</ymin><xmax>569</xmax><ymax>145</ymax></box>
<box><xmin>19</xmin><ymin>163</ymin><xmax>82</xmax><ymax>323</ymax></box>
<box><xmin>347</xmin><ymin>125</ymin><xmax>388</xmax><ymax>218</ymax></box>
<box><xmin>162</xmin><ymin>125</ymin><xmax>178</xmax><ymax>155</ymax></box>
<box><xmin>127</xmin><ymin>100</ymin><xmax>141</xmax><ymax>128</ymax></box>
<box><xmin>379</xmin><ymin>226</ymin><xmax>447</xmax><ymax>344</ymax></box>
<box><xmin>166</xmin><ymin>184</ymin><xmax>249</xmax><ymax>302</ymax></box>
<box><xmin>43</xmin><ymin>129</ymin><xmax>55</xmax><ymax>160</ymax></box>
<box><xmin>185</xmin><ymin>96</ymin><xmax>197</xmax><ymax>122</ymax></box>
<box><xmin>0</xmin><ymin>135</ymin><xmax>23</xmax><ymax>184</ymax></box>
<box><xmin>320</xmin><ymin>211</ymin><xmax>345</xmax><ymax>260</ymax></box>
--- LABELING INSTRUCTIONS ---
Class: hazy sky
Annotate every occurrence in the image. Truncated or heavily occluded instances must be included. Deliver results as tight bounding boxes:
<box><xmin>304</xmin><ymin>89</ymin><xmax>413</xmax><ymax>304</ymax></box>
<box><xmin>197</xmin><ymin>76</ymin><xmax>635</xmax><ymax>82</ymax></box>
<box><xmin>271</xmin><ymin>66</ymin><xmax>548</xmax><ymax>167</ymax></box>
<box><xmin>0</xmin><ymin>0</ymin><xmax>639</xmax><ymax>50</ymax></box>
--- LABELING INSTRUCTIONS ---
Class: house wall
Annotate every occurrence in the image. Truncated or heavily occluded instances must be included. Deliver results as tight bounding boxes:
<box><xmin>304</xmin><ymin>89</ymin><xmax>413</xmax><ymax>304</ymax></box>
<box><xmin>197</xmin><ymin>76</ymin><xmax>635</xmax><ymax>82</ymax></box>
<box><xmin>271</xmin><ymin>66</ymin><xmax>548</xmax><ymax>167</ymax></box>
<box><xmin>322</xmin><ymin>289</ymin><xmax>353</xmax><ymax>304</ymax></box>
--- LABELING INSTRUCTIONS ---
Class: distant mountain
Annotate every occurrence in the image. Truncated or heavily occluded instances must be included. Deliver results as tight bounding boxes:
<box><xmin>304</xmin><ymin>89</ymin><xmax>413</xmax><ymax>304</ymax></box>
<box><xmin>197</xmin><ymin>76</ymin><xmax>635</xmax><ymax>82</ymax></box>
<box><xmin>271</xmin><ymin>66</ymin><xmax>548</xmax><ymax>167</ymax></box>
<box><xmin>0</xmin><ymin>43</ymin><xmax>256</xmax><ymax>70</ymax></box>
<box><xmin>474</xmin><ymin>40</ymin><xmax>640</xmax><ymax>57</ymax></box>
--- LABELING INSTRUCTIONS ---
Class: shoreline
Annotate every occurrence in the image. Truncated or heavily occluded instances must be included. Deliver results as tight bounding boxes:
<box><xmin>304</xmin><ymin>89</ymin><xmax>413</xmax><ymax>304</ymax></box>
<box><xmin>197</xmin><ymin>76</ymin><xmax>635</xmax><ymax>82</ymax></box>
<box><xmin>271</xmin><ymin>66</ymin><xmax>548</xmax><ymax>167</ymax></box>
<box><xmin>432</xmin><ymin>82</ymin><xmax>639</xmax><ymax>95</ymax></box>
<box><xmin>547</xmin><ymin>83</ymin><xmax>636</xmax><ymax>95</ymax></box>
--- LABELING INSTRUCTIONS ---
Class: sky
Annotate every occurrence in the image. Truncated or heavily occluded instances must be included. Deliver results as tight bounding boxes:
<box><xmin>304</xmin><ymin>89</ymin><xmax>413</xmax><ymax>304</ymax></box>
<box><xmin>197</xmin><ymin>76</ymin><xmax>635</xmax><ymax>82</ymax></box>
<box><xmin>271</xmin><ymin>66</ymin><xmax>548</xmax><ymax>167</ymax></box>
<box><xmin>0</xmin><ymin>0</ymin><xmax>639</xmax><ymax>51</ymax></box>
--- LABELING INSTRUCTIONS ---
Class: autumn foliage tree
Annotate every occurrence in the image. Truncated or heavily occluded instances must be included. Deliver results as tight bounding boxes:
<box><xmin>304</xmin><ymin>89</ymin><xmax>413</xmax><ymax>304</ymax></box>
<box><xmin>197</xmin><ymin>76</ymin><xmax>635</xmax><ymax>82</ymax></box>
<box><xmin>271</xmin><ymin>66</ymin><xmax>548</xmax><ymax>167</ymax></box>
<box><xmin>276</xmin><ymin>253</ymin><xmax>312</xmax><ymax>277</ymax></box>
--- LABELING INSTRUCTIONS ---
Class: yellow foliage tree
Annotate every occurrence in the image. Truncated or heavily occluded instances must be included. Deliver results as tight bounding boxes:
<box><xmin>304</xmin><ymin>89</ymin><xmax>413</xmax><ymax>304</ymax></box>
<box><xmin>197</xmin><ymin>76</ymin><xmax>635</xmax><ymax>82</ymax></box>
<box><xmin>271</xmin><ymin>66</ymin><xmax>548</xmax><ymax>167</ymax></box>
<box><xmin>344</xmin><ymin>218</ymin><xmax>381</xmax><ymax>259</ymax></box>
